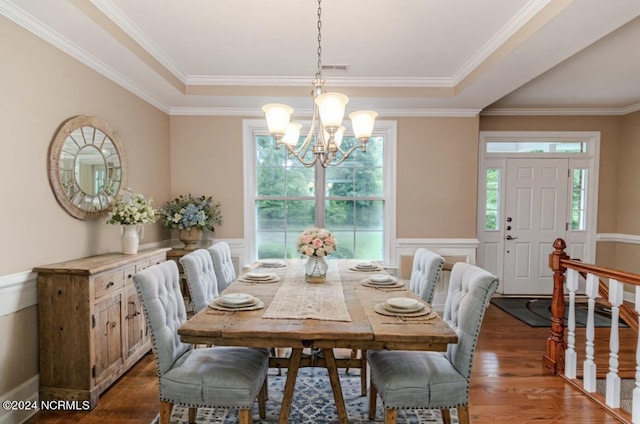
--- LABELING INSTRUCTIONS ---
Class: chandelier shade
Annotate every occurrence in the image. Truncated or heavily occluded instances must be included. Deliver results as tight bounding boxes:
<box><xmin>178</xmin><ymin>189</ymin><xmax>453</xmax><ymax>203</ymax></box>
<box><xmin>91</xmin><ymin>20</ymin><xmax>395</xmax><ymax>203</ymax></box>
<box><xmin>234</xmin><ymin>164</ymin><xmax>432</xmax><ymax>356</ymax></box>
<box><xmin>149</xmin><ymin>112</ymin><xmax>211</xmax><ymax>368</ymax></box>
<box><xmin>262</xmin><ymin>0</ymin><xmax>377</xmax><ymax>168</ymax></box>
<box><xmin>262</xmin><ymin>103</ymin><xmax>293</xmax><ymax>138</ymax></box>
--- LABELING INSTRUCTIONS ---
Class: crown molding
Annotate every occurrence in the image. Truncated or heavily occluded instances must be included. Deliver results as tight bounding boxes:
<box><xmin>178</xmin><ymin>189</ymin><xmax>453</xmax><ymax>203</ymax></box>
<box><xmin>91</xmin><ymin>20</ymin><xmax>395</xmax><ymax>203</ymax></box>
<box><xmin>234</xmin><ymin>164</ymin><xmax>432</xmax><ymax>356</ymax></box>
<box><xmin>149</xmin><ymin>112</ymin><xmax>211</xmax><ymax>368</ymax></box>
<box><xmin>185</xmin><ymin>75</ymin><xmax>455</xmax><ymax>88</ymax></box>
<box><xmin>0</xmin><ymin>0</ymin><xmax>170</xmax><ymax>113</ymax></box>
<box><xmin>452</xmin><ymin>0</ymin><xmax>552</xmax><ymax>85</ymax></box>
<box><xmin>90</xmin><ymin>0</ymin><xmax>187</xmax><ymax>82</ymax></box>
<box><xmin>169</xmin><ymin>106</ymin><xmax>481</xmax><ymax>117</ymax></box>
<box><xmin>481</xmin><ymin>104</ymin><xmax>640</xmax><ymax>116</ymax></box>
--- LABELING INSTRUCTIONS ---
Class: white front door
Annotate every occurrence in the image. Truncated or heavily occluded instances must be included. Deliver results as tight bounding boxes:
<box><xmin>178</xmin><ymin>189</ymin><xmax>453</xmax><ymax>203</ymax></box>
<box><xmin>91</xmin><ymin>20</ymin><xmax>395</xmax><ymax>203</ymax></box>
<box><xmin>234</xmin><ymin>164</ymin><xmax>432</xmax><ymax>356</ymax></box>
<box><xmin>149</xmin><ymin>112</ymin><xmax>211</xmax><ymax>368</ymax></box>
<box><xmin>502</xmin><ymin>158</ymin><xmax>569</xmax><ymax>295</ymax></box>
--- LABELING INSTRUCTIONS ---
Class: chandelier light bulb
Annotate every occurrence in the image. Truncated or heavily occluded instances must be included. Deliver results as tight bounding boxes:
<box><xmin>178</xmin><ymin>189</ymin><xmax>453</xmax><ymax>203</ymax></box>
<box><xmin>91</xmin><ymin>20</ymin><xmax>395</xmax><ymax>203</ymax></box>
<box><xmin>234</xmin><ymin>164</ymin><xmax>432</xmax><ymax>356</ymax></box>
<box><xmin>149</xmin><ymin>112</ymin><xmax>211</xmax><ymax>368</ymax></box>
<box><xmin>262</xmin><ymin>103</ymin><xmax>293</xmax><ymax>139</ymax></box>
<box><xmin>314</xmin><ymin>92</ymin><xmax>349</xmax><ymax>131</ymax></box>
<box><xmin>349</xmin><ymin>110</ymin><xmax>378</xmax><ymax>141</ymax></box>
<box><xmin>282</xmin><ymin>122</ymin><xmax>302</xmax><ymax>147</ymax></box>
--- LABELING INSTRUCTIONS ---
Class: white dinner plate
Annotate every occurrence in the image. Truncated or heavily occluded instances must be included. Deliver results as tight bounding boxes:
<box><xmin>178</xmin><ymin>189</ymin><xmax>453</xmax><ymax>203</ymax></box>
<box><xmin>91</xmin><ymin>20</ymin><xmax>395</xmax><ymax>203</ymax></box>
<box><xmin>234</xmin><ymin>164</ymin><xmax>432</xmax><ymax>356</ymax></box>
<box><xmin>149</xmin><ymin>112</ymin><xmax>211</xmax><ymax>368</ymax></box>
<box><xmin>246</xmin><ymin>272</ymin><xmax>272</xmax><ymax>280</ymax></box>
<box><xmin>356</xmin><ymin>262</ymin><xmax>376</xmax><ymax>269</ymax></box>
<box><xmin>383</xmin><ymin>302</ymin><xmax>425</xmax><ymax>314</ymax></box>
<box><xmin>386</xmin><ymin>297</ymin><xmax>420</xmax><ymax>309</ymax></box>
<box><xmin>370</xmin><ymin>274</ymin><xmax>392</xmax><ymax>283</ymax></box>
<box><xmin>219</xmin><ymin>293</ymin><xmax>253</xmax><ymax>305</ymax></box>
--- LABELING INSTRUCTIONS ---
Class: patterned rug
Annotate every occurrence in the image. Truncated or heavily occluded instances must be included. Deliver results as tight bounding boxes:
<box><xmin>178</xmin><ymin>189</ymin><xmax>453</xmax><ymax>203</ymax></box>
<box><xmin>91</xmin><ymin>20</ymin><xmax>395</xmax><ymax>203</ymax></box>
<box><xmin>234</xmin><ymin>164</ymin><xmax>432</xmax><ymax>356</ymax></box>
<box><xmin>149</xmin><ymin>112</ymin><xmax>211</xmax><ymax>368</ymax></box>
<box><xmin>151</xmin><ymin>367</ymin><xmax>458</xmax><ymax>423</ymax></box>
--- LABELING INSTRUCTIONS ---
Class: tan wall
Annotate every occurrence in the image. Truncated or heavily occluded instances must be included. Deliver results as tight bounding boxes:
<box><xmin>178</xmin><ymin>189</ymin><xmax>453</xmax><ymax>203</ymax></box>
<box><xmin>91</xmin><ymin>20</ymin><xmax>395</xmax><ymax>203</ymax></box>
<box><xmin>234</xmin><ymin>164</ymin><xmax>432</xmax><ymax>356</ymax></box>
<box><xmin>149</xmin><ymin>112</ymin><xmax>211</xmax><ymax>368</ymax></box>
<box><xmin>395</xmin><ymin>117</ymin><xmax>480</xmax><ymax>238</ymax></box>
<box><xmin>0</xmin><ymin>17</ymin><xmax>170</xmax><ymax>395</ymax></box>
<box><xmin>614</xmin><ymin>111</ymin><xmax>640</xmax><ymax>273</ymax></box>
<box><xmin>479</xmin><ymin>115</ymin><xmax>622</xmax><ymax>268</ymax></box>
<box><xmin>169</xmin><ymin>116</ymin><xmax>481</xmax><ymax>240</ymax></box>
<box><xmin>169</xmin><ymin>116</ymin><xmax>246</xmax><ymax>239</ymax></box>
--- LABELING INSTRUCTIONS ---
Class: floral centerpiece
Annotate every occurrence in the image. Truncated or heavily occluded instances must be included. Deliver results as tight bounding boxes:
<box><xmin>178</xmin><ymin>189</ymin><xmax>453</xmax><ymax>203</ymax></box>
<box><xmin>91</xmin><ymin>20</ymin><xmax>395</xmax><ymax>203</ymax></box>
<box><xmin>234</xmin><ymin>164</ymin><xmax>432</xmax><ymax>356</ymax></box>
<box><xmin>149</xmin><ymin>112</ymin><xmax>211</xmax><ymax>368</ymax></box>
<box><xmin>159</xmin><ymin>194</ymin><xmax>223</xmax><ymax>250</ymax></box>
<box><xmin>297</xmin><ymin>228</ymin><xmax>336</xmax><ymax>283</ymax></box>
<box><xmin>106</xmin><ymin>190</ymin><xmax>157</xmax><ymax>255</ymax></box>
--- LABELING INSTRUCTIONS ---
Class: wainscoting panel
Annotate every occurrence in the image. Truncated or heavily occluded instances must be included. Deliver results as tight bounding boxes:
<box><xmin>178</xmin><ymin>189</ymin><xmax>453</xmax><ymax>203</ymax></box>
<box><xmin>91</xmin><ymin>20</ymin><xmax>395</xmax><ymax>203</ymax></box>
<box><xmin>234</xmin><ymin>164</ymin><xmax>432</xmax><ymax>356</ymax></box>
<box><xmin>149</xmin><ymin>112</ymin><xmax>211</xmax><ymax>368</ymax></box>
<box><xmin>396</xmin><ymin>238</ymin><xmax>479</xmax><ymax>311</ymax></box>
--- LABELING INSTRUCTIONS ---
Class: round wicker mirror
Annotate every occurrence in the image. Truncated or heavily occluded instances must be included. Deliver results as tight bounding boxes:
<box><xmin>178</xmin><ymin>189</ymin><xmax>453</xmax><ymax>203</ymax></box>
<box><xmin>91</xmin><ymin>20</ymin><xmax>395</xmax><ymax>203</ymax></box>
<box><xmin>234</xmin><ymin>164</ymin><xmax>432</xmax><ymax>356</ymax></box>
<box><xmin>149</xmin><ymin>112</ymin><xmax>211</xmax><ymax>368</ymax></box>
<box><xmin>48</xmin><ymin>115</ymin><xmax>128</xmax><ymax>220</ymax></box>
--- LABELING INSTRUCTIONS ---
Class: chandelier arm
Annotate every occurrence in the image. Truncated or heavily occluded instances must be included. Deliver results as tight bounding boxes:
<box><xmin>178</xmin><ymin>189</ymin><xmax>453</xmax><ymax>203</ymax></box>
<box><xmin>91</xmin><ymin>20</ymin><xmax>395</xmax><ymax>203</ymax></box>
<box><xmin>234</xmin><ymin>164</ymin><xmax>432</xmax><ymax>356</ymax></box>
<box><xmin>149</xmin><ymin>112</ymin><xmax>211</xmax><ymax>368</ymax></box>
<box><xmin>296</xmin><ymin>105</ymin><xmax>318</xmax><ymax>158</ymax></box>
<box><xmin>284</xmin><ymin>144</ymin><xmax>318</xmax><ymax>168</ymax></box>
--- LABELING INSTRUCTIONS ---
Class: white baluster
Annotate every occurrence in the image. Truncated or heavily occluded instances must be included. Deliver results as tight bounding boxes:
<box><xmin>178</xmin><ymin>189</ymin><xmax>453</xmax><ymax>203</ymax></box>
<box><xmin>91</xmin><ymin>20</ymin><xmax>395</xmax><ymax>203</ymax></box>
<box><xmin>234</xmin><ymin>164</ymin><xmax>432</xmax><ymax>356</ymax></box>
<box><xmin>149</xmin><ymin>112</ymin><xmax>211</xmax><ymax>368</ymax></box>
<box><xmin>583</xmin><ymin>273</ymin><xmax>598</xmax><ymax>392</ymax></box>
<box><xmin>565</xmin><ymin>269</ymin><xmax>578</xmax><ymax>379</ymax></box>
<box><xmin>606</xmin><ymin>279</ymin><xmax>622</xmax><ymax>408</ymax></box>
<box><xmin>632</xmin><ymin>286</ymin><xmax>640</xmax><ymax>423</ymax></box>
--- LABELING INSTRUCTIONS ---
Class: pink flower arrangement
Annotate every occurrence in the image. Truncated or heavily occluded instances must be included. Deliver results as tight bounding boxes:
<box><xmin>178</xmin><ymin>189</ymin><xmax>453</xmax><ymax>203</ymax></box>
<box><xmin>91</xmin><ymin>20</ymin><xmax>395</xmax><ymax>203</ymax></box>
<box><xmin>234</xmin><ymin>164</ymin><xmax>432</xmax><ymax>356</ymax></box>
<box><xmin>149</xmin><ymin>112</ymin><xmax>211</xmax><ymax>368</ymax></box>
<box><xmin>296</xmin><ymin>228</ymin><xmax>337</xmax><ymax>257</ymax></box>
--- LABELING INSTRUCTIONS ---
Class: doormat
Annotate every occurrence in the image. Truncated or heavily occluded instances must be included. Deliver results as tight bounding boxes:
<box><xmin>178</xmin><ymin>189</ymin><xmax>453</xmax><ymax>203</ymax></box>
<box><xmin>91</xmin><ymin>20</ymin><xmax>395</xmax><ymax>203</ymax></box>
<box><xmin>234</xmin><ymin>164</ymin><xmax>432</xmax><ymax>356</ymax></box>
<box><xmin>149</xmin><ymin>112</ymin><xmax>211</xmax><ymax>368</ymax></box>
<box><xmin>490</xmin><ymin>297</ymin><xmax>628</xmax><ymax>328</ymax></box>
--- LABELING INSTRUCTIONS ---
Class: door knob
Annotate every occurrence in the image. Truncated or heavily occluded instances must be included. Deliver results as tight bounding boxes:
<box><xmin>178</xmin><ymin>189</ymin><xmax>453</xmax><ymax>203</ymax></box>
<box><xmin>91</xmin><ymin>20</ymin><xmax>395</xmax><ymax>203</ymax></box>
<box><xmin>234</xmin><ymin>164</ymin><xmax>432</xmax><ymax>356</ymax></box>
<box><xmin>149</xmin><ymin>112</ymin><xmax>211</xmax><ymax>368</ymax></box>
<box><xmin>506</xmin><ymin>235</ymin><xmax>518</xmax><ymax>240</ymax></box>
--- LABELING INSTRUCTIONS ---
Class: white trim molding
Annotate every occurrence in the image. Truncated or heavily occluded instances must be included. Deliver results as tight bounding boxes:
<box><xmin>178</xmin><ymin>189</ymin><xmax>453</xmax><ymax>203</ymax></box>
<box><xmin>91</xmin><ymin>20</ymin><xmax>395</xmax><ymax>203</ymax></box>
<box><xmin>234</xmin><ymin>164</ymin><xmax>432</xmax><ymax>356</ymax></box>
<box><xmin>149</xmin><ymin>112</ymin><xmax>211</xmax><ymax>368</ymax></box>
<box><xmin>0</xmin><ymin>375</ymin><xmax>39</xmax><ymax>424</ymax></box>
<box><xmin>395</xmin><ymin>238</ymin><xmax>480</xmax><ymax>265</ymax></box>
<box><xmin>597</xmin><ymin>233</ymin><xmax>640</xmax><ymax>245</ymax></box>
<box><xmin>0</xmin><ymin>271</ymin><xmax>37</xmax><ymax>317</ymax></box>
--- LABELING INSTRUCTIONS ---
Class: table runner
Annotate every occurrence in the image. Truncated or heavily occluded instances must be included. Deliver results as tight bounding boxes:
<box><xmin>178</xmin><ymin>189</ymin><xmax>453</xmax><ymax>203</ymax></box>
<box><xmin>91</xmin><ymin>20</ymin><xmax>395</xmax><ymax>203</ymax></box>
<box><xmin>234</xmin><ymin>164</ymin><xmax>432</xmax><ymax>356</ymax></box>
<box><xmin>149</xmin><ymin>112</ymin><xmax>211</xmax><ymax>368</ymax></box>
<box><xmin>262</xmin><ymin>259</ymin><xmax>352</xmax><ymax>321</ymax></box>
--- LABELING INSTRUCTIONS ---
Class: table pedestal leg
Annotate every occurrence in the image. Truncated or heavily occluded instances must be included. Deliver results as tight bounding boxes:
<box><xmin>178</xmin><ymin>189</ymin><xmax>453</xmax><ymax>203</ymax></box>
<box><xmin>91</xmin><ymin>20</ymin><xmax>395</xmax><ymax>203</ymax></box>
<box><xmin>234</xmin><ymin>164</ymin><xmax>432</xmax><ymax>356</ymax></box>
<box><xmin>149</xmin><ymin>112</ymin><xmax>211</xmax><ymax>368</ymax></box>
<box><xmin>322</xmin><ymin>348</ymin><xmax>348</xmax><ymax>424</ymax></box>
<box><xmin>278</xmin><ymin>348</ymin><xmax>302</xmax><ymax>424</ymax></box>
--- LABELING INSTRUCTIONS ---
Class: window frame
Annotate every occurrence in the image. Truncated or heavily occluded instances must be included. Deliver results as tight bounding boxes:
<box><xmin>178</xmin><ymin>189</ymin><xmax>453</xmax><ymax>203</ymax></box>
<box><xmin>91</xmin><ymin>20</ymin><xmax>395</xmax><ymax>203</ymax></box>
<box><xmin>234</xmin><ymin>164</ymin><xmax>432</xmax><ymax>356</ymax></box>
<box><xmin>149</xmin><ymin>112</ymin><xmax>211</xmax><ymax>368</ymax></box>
<box><xmin>243</xmin><ymin>119</ymin><xmax>397</xmax><ymax>265</ymax></box>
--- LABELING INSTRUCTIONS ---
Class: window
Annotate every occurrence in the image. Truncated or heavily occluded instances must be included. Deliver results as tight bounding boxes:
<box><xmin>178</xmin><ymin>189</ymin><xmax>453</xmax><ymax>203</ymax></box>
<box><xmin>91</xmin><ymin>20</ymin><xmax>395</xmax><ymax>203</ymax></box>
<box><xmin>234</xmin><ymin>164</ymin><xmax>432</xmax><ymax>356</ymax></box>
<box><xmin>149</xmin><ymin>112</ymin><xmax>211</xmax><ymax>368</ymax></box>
<box><xmin>571</xmin><ymin>168</ymin><xmax>588</xmax><ymax>230</ymax></box>
<box><xmin>485</xmin><ymin>168</ymin><xmax>500</xmax><ymax>230</ymax></box>
<box><xmin>244</xmin><ymin>120</ymin><xmax>397</xmax><ymax>264</ymax></box>
<box><xmin>486</xmin><ymin>141</ymin><xmax>586</xmax><ymax>153</ymax></box>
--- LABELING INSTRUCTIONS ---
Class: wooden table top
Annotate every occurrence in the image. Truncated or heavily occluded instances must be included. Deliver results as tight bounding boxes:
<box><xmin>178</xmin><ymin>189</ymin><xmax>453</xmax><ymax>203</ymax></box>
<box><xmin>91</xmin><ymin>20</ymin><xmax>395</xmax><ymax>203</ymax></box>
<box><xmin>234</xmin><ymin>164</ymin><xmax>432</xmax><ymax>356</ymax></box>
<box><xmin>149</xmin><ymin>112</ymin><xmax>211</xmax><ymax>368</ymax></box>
<box><xmin>178</xmin><ymin>259</ymin><xmax>458</xmax><ymax>351</ymax></box>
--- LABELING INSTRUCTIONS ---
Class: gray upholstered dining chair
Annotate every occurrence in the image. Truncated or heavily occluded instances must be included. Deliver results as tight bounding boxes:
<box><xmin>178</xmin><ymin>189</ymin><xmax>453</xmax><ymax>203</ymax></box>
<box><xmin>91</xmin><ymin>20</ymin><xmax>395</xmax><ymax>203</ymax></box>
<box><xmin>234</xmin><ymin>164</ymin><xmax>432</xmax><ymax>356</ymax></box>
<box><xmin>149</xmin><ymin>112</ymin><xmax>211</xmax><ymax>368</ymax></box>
<box><xmin>408</xmin><ymin>247</ymin><xmax>445</xmax><ymax>303</ymax></box>
<box><xmin>180</xmin><ymin>248</ymin><xmax>220</xmax><ymax>313</ymax></box>
<box><xmin>133</xmin><ymin>260</ymin><xmax>269</xmax><ymax>424</ymax></box>
<box><xmin>208</xmin><ymin>241</ymin><xmax>236</xmax><ymax>291</ymax></box>
<box><xmin>367</xmin><ymin>262</ymin><xmax>498</xmax><ymax>424</ymax></box>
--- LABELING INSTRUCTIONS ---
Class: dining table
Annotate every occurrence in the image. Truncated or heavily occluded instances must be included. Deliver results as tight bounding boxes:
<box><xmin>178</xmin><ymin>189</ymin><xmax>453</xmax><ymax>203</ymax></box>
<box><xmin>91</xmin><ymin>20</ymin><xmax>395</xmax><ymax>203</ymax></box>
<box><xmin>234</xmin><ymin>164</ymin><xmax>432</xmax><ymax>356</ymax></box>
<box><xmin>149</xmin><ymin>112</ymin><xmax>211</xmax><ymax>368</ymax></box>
<box><xmin>177</xmin><ymin>258</ymin><xmax>458</xmax><ymax>424</ymax></box>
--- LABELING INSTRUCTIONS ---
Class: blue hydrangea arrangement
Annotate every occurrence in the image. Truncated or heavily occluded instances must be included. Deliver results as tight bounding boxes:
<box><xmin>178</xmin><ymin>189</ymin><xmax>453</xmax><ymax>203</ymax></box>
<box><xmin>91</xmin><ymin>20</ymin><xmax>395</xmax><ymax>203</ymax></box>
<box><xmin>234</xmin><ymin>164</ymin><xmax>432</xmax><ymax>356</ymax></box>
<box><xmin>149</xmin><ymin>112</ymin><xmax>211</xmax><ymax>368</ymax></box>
<box><xmin>160</xmin><ymin>194</ymin><xmax>223</xmax><ymax>231</ymax></box>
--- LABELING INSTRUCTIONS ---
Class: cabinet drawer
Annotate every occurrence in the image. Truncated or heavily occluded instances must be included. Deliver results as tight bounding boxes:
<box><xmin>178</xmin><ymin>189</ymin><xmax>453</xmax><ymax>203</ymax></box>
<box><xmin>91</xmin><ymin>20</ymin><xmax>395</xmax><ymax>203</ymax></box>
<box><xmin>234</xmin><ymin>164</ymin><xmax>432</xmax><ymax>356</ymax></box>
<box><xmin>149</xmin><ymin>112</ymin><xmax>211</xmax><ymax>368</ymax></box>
<box><xmin>95</xmin><ymin>271</ymin><xmax>124</xmax><ymax>299</ymax></box>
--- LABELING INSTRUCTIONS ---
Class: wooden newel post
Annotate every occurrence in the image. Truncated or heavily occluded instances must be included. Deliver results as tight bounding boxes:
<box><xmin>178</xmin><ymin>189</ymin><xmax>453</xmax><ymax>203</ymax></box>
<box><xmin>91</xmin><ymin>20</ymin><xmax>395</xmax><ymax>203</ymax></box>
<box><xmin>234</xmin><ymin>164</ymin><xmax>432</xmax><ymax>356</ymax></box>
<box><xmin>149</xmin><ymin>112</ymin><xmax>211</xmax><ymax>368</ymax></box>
<box><xmin>543</xmin><ymin>238</ymin><xmax>569</xmax><ymax>374</ymax></box>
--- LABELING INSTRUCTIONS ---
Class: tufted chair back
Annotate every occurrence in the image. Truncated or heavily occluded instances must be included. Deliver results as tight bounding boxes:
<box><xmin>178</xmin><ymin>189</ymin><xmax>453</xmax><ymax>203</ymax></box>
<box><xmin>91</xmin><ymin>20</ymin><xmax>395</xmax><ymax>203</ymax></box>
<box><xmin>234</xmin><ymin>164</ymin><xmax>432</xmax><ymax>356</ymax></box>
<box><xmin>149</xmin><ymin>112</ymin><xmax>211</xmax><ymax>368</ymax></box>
<box><xmin>180</xmin><ymin>249</ymin><xmax>220</xmax><ymax>313</ymax></box>
<box><xmin>442</xmin><ymin>262</ymin><xmax>499</xmax><ymax>380</ymax></box>
<box><xmin>133</xmin><ymin>260</ymin><xmax>190</xmax><ymax>376</ymax></box>
<box><xmin>208</xmin><ymin>242</ymin><xmax>236</xmax><ymax>291</ymax></box>
<box><xmin>408</xmin><ymin>248</ymin><xmax>445</xmax><ymax>303</ymax></box>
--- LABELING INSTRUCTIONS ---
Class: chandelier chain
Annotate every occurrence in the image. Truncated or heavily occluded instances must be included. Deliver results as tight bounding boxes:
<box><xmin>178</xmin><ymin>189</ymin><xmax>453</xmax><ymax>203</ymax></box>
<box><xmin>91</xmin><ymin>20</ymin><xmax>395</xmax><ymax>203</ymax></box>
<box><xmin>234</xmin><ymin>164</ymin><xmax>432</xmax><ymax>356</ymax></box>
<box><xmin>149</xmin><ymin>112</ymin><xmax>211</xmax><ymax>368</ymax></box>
<box><xmin>316</xmin><ymin>0</ymin><xmax>322</xmax><ymax>80</ymax></box>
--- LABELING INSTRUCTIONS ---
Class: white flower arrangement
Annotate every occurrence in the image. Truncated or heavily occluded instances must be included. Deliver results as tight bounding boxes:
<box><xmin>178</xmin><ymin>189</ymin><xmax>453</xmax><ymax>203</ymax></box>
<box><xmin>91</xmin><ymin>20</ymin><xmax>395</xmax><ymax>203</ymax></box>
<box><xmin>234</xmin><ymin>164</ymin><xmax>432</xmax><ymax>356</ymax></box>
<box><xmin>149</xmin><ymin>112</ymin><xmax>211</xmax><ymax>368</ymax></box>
<box><xmin>106</xmin><ymin>190</ymin><xmax>157</xmax><ymax>225</ymax></box>
<box><xmin>296</xmin><ymin>227</ymin><xmax>337</xmax><ymax>257</ymax></box>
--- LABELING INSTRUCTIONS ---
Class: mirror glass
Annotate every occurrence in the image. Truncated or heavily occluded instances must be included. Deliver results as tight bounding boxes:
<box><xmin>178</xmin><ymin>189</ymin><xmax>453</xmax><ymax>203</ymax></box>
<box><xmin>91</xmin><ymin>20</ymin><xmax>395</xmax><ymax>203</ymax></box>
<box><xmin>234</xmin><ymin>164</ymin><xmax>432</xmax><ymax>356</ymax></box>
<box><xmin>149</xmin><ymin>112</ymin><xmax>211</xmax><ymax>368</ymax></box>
<box><xmin>49</xmin><ymin>115</ymin><xmax>127</xmax><ymax>220</ymax></box>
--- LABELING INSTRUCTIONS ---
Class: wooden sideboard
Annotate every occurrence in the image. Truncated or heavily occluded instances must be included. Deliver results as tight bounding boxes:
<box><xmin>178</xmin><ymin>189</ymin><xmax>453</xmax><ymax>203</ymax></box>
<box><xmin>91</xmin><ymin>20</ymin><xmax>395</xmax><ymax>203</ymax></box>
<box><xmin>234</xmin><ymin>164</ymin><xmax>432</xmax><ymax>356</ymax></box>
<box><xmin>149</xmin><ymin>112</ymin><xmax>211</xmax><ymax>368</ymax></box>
<box><xmin>33</xmin><ymin>248</ymin><xmax>170</xmax><ymax>408</ymax></box>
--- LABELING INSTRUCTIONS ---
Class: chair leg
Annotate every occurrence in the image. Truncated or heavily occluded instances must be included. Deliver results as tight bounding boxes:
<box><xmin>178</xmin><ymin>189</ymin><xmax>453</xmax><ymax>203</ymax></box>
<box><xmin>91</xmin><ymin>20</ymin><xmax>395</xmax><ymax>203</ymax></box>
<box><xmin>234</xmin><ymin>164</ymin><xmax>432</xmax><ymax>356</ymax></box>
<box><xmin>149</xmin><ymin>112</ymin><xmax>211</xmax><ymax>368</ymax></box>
<box><xmin>384</xmin><ymin>408</ymin><xmax>398</xmax><ymax>424</ymax></box>
<box><xmin>457</xmin><ymin>405</ymin><xmax>470</xmax><ymax>424</ymax></box>
<box><xmin>368</xmin><ymin>381</ymin><xmax>378</xmax><ymax>420</ymax></box>
<box><xmin>188</xmin><ymin>407</ymin><xmax>197</xmax><ymax>423</ymax></box>
<box><xmin>360</xmin><ymin>349</ymin><xmax>367</xmax><ymax>396</ymax></box>
<box><xmin>159</xmin><ymin>401</ymin><xmax>173</xmax><ymax>424</ymax></box>
<box><xmin>238</xmin><ymin>408</ymin><xmax>252</xmax><ymax>424</ymax></box>
<box><xmin>258</xmin><ymin>375</ymin><xmax>268</xmax><ymax>419</ymax></box>
<box><xmin>441</xmin><ymin>408</ymin><xmax>451</xmax><ymax>424</ymax></box>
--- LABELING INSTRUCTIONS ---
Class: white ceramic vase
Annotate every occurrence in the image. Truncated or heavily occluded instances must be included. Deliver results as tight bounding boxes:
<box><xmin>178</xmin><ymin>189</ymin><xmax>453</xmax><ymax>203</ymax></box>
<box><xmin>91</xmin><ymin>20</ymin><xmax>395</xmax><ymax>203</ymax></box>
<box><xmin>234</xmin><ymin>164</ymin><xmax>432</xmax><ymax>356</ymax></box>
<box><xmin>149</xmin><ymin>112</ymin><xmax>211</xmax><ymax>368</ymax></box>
<box><xmin>121</xmin><ymin>224</ymin><xmax>143</xmax><ymax>254</ymax></box>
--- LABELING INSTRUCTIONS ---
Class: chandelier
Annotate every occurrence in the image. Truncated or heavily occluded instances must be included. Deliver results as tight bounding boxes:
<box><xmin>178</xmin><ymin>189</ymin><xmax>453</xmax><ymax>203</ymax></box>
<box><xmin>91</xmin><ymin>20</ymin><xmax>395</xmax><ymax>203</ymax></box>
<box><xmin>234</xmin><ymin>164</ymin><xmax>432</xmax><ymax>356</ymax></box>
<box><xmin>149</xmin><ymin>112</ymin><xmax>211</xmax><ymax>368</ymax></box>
<box><xmin>262</xmin><ymin>0</ymin><xmax>377</xmax><ymax>168</ymax></box>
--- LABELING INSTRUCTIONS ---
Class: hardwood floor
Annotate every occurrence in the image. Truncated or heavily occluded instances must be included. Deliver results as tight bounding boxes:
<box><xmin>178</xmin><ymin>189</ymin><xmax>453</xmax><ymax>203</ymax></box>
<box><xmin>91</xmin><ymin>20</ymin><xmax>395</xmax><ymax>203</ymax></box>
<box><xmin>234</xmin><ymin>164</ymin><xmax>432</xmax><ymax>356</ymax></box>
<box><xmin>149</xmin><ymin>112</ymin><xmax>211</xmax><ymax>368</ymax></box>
<box><xmin>25</xmin><ymin>304</ymin><xmax>628</xmax><ymax>423</ymax></box>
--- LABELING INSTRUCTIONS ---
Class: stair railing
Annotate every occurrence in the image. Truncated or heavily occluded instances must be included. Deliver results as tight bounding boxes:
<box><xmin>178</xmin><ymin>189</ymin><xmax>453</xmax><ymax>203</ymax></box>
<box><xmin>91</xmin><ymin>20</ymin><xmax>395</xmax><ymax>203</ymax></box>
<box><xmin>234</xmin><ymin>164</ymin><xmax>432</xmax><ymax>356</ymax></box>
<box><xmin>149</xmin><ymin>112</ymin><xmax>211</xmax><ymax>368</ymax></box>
<box><xmin>546</xmin><ymin>238</ymin><xmax>640</xmax><ymax>423</ymax></box>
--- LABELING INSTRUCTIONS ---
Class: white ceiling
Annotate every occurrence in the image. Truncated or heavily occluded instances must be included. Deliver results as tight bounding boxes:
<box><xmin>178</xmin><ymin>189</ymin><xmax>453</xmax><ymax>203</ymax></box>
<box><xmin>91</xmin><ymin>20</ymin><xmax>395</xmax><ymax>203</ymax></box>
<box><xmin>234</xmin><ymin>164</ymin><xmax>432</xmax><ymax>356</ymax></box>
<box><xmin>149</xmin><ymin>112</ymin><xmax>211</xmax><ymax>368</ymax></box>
<box><xmin>3</xmin><ymin>0</ymin><xmax>640</xmax><ymax>117</ymax></box>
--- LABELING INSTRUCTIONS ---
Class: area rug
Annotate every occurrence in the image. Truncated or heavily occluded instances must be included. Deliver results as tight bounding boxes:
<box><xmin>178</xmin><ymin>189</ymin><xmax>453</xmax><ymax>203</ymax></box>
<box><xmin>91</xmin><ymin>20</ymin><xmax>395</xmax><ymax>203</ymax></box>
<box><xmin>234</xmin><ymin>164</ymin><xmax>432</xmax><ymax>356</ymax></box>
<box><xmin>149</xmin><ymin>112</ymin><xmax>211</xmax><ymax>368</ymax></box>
<box><xmin>490</xmin><ymin>297</ymin><xmax>627</xmax><ymax>328</ymax></box>
<box><xmin>151</xmin><ymin>367</ymin><xmax>458</xmax><ymax>423</ymax></box>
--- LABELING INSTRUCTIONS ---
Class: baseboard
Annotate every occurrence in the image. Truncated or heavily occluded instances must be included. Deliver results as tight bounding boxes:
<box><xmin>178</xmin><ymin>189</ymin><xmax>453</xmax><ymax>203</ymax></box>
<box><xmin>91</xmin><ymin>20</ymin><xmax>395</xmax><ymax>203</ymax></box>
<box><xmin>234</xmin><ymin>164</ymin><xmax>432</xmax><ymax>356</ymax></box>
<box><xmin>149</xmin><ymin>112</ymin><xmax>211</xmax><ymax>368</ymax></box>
<box><xmin>0</xmin><ymin>375</ymin><xmax>39</xmax><ymax>424</ymax></box>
